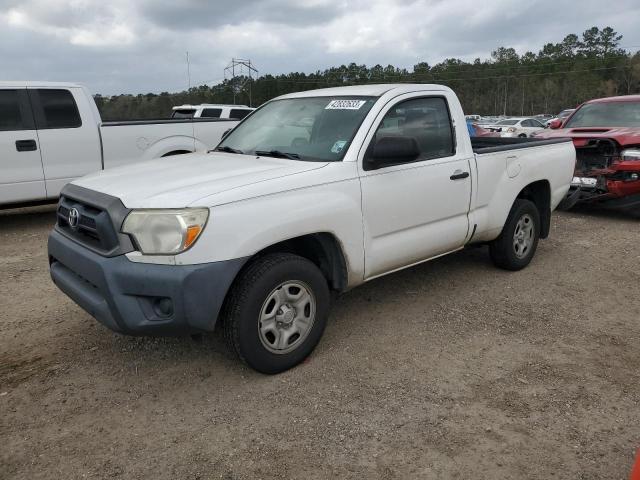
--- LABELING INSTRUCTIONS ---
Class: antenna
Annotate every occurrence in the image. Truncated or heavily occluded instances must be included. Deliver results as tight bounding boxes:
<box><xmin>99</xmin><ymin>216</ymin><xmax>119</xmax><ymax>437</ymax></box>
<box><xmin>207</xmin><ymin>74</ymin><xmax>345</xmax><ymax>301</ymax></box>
<box><xmin>224</xmin><ymin>58</ymin><xmax>259</xmax><ymax>106</ymax></box>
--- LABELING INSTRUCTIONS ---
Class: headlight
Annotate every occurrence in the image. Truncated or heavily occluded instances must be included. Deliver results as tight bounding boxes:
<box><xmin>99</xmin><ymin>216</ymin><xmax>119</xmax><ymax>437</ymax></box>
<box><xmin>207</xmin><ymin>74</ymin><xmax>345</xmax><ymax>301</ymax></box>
<box><xmin>122</xmin><ymin>208</ymin><xmax>209</xmax><ymax>255</ymax></box>
<box><xmin>621</xmin><ymin>148</ymin><xmax>640</xmax><ymax>161</ymax></box>
<box><xmin>507</xmin><ymin>127</ymin><xmax>516</xmax><ymax>133</ymax></box>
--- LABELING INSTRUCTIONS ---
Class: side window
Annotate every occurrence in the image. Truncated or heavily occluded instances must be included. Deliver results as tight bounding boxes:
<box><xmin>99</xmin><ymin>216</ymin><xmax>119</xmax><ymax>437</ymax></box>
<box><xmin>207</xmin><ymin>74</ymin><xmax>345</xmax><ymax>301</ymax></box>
<box><xmin>35</xmin><ymin>89</ymin><xmax>82</xmax><ymax>129</ymax></box>
<box><xmin>201</xmin><ymin>108</ymin><xmax>222</xmax><ymax>118</ymax></box>
<box><xmin>531</xmin><ymin>119</ymin><xmax>544</xmax><ymax>128</ymax></box>
<box><xmin>0</xmin><ymin>90</ymin><xmax>26</xmax><ymax>131</ymax></box>
<box><xmin>521</xmin><ymin>120</ymin><xmax>532</xmax><ymax>127</ymax></box>
<box><xmin>372</xmin><ymin>97</ymin><xmax>455</xmax><ymax>163</ymax></box>
<box><xmin>171</xmin><ymin>109</ymin><xmax>195</xmax><ymax>119</ymax></box>
<box><xmin>229</xmin><ymin>109</ymin><xmax>251</xmax><ymax>120</ymax></box>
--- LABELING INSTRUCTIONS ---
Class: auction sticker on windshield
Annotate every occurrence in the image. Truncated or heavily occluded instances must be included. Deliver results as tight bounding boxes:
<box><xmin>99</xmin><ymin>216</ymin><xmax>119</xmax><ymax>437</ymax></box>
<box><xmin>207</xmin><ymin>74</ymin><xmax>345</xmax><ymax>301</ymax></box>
<box><xmin>326</xmin><ymin>100</ymin><xmax>367</xmax><ymax>110</ymax></box>
<box><xmin>331</xmin><ymin>140</ymin><xmax>347</xmax><ymax>153</ymax></box>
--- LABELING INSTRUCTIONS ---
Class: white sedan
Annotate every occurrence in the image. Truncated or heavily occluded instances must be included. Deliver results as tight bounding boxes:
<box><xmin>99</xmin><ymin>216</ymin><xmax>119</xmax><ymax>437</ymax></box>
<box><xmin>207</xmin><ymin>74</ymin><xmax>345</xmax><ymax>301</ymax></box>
<box><xmin>487</xmin><ymin>117</ymin><xmax>547</xmax><ymax>137</ymax></box>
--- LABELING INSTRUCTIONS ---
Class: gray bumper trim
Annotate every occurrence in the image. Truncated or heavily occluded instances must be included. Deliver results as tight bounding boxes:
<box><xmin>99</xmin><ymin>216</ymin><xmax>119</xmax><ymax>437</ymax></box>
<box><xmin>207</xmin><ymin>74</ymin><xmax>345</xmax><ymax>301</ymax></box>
<box><xmin>48</xmin><ymin>229</ymin><xmax>248</xmax><ymax>335</ymax></box>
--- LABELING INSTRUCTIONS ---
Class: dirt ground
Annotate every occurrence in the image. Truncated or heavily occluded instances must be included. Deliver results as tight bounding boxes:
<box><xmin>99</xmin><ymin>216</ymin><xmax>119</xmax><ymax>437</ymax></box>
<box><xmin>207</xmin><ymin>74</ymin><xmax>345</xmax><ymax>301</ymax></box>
<box><xmin>1</xmin><ymin>204</ymin><xmax>639</xmax><ymax>480</ymax></box>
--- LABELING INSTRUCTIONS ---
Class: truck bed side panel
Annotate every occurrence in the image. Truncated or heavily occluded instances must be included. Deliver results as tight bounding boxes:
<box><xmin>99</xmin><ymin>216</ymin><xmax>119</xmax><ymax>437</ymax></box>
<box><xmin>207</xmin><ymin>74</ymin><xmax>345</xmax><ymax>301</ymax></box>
<box><xmin>471</xmin><ymin>140</ymin><xmax>575</xmax><ymax>242</ymax></box>
<box><xmin>100</xmin><ymin>119</ymin><xmax>237</xmax><ymax>170</ymax></box>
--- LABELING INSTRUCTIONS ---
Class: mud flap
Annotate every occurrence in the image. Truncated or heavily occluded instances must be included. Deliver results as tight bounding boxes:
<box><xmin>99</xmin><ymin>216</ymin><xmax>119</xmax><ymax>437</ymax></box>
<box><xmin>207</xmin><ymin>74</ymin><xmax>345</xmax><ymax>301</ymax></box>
<box><xmin>557</xmin><ymin>187</ymin><xmax>582</xmax><ymax>211</ymax></box>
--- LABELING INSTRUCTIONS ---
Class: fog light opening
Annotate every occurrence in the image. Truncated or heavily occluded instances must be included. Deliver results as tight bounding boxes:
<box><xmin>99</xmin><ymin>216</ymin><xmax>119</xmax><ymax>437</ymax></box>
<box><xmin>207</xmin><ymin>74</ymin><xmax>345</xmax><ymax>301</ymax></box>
<box><xmin>153</xmin><ymin>297</ymin><xmax>174</xmax><ymax>318</ymax></box>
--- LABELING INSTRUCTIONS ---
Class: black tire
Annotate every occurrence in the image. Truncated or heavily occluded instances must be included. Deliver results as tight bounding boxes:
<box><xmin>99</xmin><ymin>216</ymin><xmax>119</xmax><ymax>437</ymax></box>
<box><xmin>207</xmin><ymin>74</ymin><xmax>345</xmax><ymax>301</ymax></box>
<box><xmin>221</xmin><ymin>253</ymin><xmax>331</xmax><ymax>374</ymax></box>
<box><xmin>489</xmin><ymin>199</ymin><xmax>541</xmax><ymax>271</ymax></box>
<box><xmin>518</xmin><ymin>133</ymin><xmax>527</xmax><ymax>138</ymax></box>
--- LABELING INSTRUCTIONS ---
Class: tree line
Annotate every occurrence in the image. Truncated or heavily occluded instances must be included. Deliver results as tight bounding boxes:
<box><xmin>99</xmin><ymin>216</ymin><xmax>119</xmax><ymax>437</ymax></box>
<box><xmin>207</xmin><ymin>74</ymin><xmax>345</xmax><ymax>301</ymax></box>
<box><xmin>95</xmin><ymin>26</ymin><xmax>640</xmax><ymax>121</ymax></box>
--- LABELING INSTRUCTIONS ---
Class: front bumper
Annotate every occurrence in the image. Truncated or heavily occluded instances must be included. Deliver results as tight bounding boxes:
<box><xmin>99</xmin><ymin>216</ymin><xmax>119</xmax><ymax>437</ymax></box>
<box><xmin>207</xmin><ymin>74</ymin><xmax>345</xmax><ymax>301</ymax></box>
<box><xmin>48</xmin><ymin>229</ymin><xmax>247</xmax><ymax>335</ymax></box>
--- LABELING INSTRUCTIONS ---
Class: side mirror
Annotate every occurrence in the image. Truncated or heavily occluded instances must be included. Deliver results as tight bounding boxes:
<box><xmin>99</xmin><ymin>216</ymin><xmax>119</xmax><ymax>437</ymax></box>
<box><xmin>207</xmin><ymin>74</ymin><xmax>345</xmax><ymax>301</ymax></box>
<box><xmin>549</xmin><ymin>119</ymin><xmax>562</xmax><ymax>129</ymax></box>
<box><xmin>365</xmin><ymin>136</ymin><xmax>420</xmax><ymax>171</ymax></box>
<box><xmin>221</xmin><ymin>128</ymin><xmax>233</xmax><ymax>139</ymax></box>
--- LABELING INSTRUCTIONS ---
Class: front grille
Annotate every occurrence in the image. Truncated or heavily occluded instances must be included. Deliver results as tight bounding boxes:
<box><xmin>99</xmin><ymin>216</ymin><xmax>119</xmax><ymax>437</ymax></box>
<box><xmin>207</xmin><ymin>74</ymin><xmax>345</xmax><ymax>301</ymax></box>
<box><xmin>57</xmin><ymin>196</ymin><xmax>121</xmax><ymax>254</ymax></box>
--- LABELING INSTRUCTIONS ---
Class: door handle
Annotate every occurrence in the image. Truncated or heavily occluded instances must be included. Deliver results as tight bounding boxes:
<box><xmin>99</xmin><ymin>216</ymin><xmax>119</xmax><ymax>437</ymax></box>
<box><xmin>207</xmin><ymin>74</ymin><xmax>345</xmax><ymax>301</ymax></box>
<box><xmin>450</xmin><ymin>170</ymin><xmax>469</xmax><ymax>180</ymax></box>
<box><xmin>16</xmin><ymin>139</ymin><xmax>37</xmax><ymax>152</ymax></box>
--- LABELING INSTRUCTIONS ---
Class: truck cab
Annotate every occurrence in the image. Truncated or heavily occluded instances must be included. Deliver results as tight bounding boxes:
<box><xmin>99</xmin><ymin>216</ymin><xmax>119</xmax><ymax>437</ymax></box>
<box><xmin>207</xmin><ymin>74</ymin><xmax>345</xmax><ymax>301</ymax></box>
<box><xmin>0</xmin><ymin>82</ymin><xmax>102</xmax><ymax>205</ymax></box>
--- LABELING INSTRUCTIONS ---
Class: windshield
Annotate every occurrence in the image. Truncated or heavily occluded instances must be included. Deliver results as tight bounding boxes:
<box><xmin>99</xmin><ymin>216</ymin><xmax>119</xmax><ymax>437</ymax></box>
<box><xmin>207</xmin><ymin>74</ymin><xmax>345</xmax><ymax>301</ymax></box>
<box><xmin>497</xmin><ymin>119</ymin><xmax>518</xmax><ymax>126</ymax></box>
<box><xmin>217</xmin><ymin>96</ymin><xmax>376</xmax><ymax>161</ymax></box>
<box><xmin>564</xmin><ymin>102</ymin><xmax>640</xmax><ymax>128</ymax></box>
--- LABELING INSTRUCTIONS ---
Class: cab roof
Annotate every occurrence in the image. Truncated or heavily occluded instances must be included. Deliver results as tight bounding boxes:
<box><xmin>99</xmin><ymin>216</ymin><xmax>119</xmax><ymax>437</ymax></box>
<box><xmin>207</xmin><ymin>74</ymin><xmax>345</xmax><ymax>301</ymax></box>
<box><xmin>277</xmin><ymin>83</ymin><xmax>452</xmax><ymax>99</ymax></box>
<box><xmin>172</xmin><ymin>104</ymin><xmax>250</xmax><ymax>110</ymax></box>
<box><xmin>0</xmin><ymin>81</ymin><xmax>84</xmax><ymax>88</ymax></box>
<box><xmin>587</xmin><ymin>95</ymin><xmax>640</xmax><ymax>104</ymax></box>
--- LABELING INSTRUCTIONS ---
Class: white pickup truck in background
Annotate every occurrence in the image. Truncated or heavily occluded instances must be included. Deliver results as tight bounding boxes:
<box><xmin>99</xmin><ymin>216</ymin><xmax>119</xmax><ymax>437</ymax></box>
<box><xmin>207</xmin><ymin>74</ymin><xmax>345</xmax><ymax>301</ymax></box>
<box><xmin>171</xmin><ymin>104</ymin><xmax>255</xmax><ymax>120</ymax></box>
<box><xmin>48</xmin><ymin>84</ymin><xmax>575</xmax><ymax>374</ymax></box>
<box><xmin>0</xmin><ymin>82</ymin><xmax>240</xmax><ymax>207</ymax></box>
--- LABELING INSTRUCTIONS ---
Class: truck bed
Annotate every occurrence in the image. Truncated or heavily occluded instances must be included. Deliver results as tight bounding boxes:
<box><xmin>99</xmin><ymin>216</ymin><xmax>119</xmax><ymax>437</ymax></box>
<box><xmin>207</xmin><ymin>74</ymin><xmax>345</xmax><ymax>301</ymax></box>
<box><xmin>99</xmin><ymin>118</ymin><xmax>239</xmax><ymax>170</ymax></box>
<box><xmin>471</xmin><ymin>136</ymin><xmax>572</xmax><ymax>154</ymax></box>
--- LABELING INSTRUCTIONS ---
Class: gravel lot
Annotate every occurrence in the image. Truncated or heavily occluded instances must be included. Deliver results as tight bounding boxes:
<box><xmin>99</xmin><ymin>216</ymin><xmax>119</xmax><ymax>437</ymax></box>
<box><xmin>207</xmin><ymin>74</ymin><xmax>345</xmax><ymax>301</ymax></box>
<box><xmin>1</xmin><ymin>205</ymin><xmax>639</xmax><ymax>479</ymax></box>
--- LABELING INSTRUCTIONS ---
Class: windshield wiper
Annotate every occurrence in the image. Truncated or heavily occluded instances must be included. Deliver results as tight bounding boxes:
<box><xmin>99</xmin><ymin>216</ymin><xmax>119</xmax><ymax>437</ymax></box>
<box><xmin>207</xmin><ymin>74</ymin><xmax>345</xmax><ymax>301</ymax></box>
<box><xmin>254</xmin><ymin>150</ymin><xmax>301</xmax><ymax>160</ymax></box>
<box><xmin>212</xmin><ymin>145</ymin><xmax>243</xmax><ymax>154</ymax></box>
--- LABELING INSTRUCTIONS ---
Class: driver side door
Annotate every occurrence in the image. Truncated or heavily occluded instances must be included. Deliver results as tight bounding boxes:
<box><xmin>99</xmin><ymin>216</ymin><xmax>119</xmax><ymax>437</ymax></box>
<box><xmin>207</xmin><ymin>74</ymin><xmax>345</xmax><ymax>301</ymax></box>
<box><xmin>358</xmin><ymin>94</ymin><xmax>473</xmax><ymax>279</ymax></box>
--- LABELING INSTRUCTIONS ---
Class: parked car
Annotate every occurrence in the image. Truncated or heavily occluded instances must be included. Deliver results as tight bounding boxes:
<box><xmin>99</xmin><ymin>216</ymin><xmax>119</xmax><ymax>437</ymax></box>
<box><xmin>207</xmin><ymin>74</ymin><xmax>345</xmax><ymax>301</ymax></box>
<box><xmin>171</xmin><ymin>104</ymin><xmax>255</xmax><ymax>120</ymax></box>
<box><xmin>486</xmin><ymin>117</ymin><xmax>547</xmax><ymax>137</ymax></box>
<box><xmin>545</xmin><ymin>109</ymin><xmax>575</xmax><ymax>127</ymax></box>
<box><xmin>535</xmin><ymin>114</ymin><xmax>553</xmax><ymax>121</ymax></box>
<box><xmin>534</xmin><ymin>95</ymin><xmax>640</xmax><ymax>215</ymax></box>
<box><xmin>466</xmin><ymin>120</ymin><xmax>499</xmax><ymax>137</ymax></box>
<box><xmin>48</xmin><ymin>84</ymin><xmax>575</xmax><ymax>373</ymax></box>
<box><xmin>0</xmin><ymin>82</ymin><xmax>240</xmax><ymax>207</ymax></box>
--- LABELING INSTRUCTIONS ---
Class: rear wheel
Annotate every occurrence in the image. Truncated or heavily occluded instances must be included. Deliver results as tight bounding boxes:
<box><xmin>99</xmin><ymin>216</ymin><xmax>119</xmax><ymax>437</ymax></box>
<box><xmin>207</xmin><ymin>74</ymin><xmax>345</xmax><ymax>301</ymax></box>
<box><xmin>221</xmin><ymin>253</ymin><xmax>330</xmax><ymax>374</ymax></box>
<box><xmin>489</xmin><ymin>199</ymin><xmax>541</xmax><ymax>270</ymax></box>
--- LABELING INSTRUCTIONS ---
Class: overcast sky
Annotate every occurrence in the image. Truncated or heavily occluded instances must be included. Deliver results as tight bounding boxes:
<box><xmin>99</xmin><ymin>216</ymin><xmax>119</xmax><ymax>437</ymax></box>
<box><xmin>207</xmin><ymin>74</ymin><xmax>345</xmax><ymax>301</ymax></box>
<box><xmin>1</xmin><ymin>0</ymin><xmax>639</xmax><ymax>95</ymax></box>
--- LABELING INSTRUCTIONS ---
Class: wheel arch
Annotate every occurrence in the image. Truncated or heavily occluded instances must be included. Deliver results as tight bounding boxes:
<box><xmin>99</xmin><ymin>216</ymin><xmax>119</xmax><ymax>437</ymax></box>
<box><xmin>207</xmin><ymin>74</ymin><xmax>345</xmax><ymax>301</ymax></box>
<box><xmin>161</xmin><ymin>149</ymin><xmax>192</xmax><ymax>157</ymax></box>
<box><xmin>515</xmin><ymin>179</ymin><xmax>551</xmax><ymax>238</ymax></box>
<box><xmin>242</xmin><ymin>232</ymin><xmax>349</xmax><ymax>292</ymax></box>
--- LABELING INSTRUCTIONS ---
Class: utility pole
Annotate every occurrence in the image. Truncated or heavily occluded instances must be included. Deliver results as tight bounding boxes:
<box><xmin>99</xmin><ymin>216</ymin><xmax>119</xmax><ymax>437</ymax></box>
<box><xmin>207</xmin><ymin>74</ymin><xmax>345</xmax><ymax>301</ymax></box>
<box><xmin>224</xmin><ymin>58</ymin><xmax>259</xmax><ymax>106</ymax></box>
<box><xmin>186</xmin><ymin>51</ymin><xmax>192</xmax><ymax>91</ymax></box>
<box><xmin>503</xmin><ymin>77</ymin><xmax>508</xmax><ymax>116</ymax></box>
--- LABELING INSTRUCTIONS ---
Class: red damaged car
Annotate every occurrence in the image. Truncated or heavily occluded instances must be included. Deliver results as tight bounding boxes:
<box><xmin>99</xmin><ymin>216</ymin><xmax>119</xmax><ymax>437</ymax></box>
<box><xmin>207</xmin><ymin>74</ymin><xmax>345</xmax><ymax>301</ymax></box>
<box><xmin>534</xmin><ymin>95</ymin><xmax>640</xmax><ymax>217</ymax></box>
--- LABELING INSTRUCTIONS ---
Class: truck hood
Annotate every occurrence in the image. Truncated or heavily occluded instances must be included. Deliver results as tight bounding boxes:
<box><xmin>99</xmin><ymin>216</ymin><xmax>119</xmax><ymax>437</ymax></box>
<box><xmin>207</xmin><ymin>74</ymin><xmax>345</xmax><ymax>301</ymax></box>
<box><xmin>73</xmin><ymin>152</ymin><xmax>328</xmax><ymax>208</ymax></box>
<box><xmin>536</xmin><ymin>127</ymin><xmax>640</xmax><ymax>147</ymax></box>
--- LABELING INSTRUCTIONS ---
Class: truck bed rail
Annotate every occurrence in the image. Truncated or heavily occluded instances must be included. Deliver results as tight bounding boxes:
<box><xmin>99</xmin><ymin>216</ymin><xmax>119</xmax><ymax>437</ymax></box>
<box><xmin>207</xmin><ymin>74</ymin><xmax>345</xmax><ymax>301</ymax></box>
<box><xmin>472</xmin><ymin>136</ymin><xmax>572</xmax><ymax>154</ymax></box>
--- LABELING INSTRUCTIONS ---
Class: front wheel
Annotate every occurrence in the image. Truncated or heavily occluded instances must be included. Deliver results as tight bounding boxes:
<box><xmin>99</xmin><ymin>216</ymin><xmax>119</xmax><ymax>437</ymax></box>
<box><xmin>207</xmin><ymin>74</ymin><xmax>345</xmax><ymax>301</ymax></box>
<box><xmin>489</xmin><ymin>199</ymin><xmax>541</xmax><ymax>270</ymax></box>
<box><xmin>221</xmin><ymin>253</ymin><xmax>331</xmax><ymax>374</ymax></box>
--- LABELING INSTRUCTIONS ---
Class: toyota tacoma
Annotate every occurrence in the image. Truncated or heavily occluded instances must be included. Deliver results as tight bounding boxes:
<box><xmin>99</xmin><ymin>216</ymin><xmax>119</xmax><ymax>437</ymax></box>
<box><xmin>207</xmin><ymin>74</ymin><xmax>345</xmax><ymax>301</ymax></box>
<box><xmin>48</xmin><ymin>84</ymin><xmax>576</xmax><ymax>373</ymax></box>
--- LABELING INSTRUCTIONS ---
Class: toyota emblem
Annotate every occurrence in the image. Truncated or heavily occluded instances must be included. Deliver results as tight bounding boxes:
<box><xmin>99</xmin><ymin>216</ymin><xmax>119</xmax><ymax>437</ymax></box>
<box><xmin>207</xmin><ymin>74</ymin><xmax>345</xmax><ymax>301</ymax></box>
<box><xmin>68</xmin><ymin>207</ymin><xmax>79</xmax><ymax>229</ymax></box>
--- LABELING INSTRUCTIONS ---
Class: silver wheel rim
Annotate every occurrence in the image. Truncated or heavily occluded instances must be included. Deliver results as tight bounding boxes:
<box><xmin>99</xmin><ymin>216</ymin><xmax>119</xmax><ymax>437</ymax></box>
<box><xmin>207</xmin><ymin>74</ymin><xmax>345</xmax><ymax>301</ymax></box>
<box><xmin>258</xmin><ymin>281</ymin><xmax>316</xmax><ymax>355</ymax></box>
<box><xmin>513</xmin><ymin>213</ymin><xmax>535</xmax><ymax>259</ymax></box>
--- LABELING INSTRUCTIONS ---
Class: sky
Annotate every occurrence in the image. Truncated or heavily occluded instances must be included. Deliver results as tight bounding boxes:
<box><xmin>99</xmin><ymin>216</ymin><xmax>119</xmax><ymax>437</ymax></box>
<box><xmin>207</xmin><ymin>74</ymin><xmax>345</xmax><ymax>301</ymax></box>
<box><xmin>1</xmin><ymin>0</ymin><xmax>639</xmax><ymax>96</ymax></box>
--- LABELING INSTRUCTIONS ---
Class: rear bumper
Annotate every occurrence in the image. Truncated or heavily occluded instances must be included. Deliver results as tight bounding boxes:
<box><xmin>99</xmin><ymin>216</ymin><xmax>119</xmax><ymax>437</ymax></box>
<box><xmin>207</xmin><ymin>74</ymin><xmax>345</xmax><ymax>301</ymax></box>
<box><xmin>48</xmin><ymin>229</ymin><xmax>247</xmax><ymax>335</ymax></box>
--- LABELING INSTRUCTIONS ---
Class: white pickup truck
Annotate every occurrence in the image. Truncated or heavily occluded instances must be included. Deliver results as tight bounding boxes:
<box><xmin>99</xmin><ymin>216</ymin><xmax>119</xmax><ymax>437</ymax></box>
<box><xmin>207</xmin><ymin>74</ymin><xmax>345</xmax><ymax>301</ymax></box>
<box><xmin>48</xmin><ymin>84</ymin><xmax>575</xmax><ymax>374</ymax></box>
<box><xmin>171</xmin><ymin>104</ymin><xmax>255</xmax><ymax>120</ymax></box>
<box><xmin>0</xmin><ymin>82</ymin><xmax>239</xmax><ymax>207</ymax></box>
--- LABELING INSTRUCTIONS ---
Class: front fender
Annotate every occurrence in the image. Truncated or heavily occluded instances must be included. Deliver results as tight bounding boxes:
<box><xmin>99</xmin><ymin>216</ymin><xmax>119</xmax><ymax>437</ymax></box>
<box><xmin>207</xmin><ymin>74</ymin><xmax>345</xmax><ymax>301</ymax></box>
<box><xmin>179</xmin><ymin>180</ymin><xmax>366</xmax><ymax>288</ymax></box>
